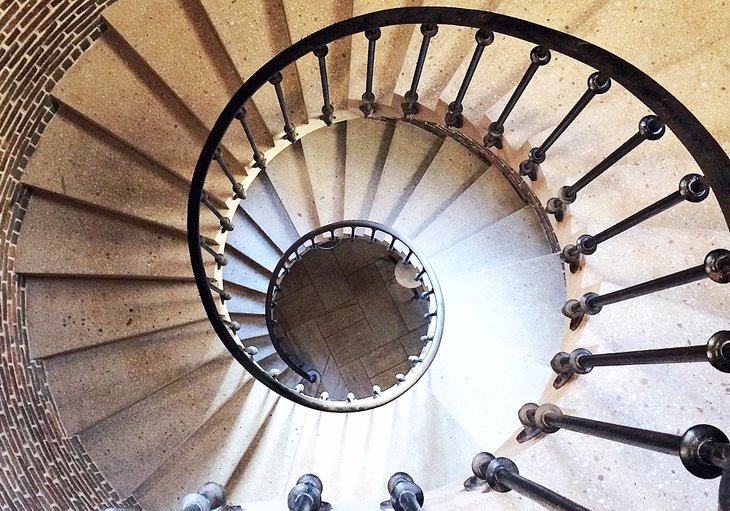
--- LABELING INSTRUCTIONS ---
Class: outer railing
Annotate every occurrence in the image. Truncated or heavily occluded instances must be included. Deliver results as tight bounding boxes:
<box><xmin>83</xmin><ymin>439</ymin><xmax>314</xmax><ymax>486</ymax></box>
<box><xmin>188</xmin><ymin>6</ymin><xmax>729</xmax><ymax>504</ymax></box>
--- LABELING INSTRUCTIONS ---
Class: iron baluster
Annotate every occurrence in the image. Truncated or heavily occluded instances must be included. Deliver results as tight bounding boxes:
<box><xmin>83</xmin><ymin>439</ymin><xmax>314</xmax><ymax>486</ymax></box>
<box><xmin>519</xmin><ymin>71</ymin><xmax>611</xmax><ymax>181</ymax></box>
<box><xmin>484</xmin><ymin>46</ymin><xmax>551</xmax><ymax>149</ymax></box>
<box><xmin>200</xmin><ymin>238</ymin><xmax>227</xmax><ymax>267</ymax></box>
<box><xmin>200</xmin><ymin>191</ymin><xmax>233</xmax><ymax>232</ymax></box>
<box><xmin>563</xmin><ymin>249</ymin><xmax>730</xmax><ymax>330</ymax></box>
<box><xmin>445</xmin><ymin>28</ymin><xmax>494</xmax><ymax>128</ymax></box>
<box><xmin>313</xmin><ymin>45</ymin><xmax>334</xmax><ymax>125</ymax></box>
<box><xmin>212</xmin><ymin>148</ymin><xmax>246</xmax><ymax>200</ymax></box>
<box><xmin>516</xmin><ymin>403</ymin><xmax>730</xmax><ymax>479</ymax></box>
<box><xmin>561</xmin><ymin>173</ymin><xmax>710</xmax><ymax>273</ymax></box>
<box><xmin>287</xmin><ymin>474</ymin><xmax>324</xmax><ymax>511</ymax></box>
<box><xmin>722</xmin><ymin>465</ymin><xmax>730</xmax><ymax>511</ymax></box>
<box><xmin>178</xmin><ymin>482</ymin><xmax>226</xmax><ymax>511</ymax></box>
<box><xmin>269</xmin><ymin>72</ymin><xmax>297</xmax><ymax>142</ymax></box>
<box><xmin>465</xmin><ymin>452</ymin><xmax>592</xmax><ymax>511</ymax></box>
<box><xmin>551</xmin><ymin>331</ymin><xmax>730</xmax><ymax>388</ymax></box>
<box><xmin>234</xmin><ymin>107</ymin><xmax>266</xmax><ymax>170</ymax></box>
<box><xmin>546</xmin><ymin>115</ymin><xmax>666</xmax><ymax>220</ymax></box>
<box><xmin>360</xmin><ymin>27</ymin><xmax>382</xmax><ymax>117</ymax></box>
<box><xmin>208</xmin><ymin>280</ymin><xmax>231</xmax><ymax>301</ymax></box>
<box><xmin>387</xmin><ymin>473</ymin><xmax>424</xmax><ymax>511</ymax></box>
<box><xmin>220</xmin><ymin>316</ymin><xmax>240</xmax><ymax>332</ymax></box>
<box><xmin>402</xmin><ymin>23</ymin><xmax>438</xmax><ymax>116</ymax></box>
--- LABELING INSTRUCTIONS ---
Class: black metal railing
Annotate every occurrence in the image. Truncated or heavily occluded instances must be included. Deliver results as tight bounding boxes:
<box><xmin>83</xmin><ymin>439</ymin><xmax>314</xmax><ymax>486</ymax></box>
<box><xmin>187</xmin><ymin>7</ymin><xmax>730</xmax><ymax>506</ymax></box>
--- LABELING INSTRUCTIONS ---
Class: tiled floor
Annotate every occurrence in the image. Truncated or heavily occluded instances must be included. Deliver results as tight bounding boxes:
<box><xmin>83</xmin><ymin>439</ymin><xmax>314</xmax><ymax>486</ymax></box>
<box><xmin>273</xmin><ymin>238</ymin><xmax>429</xmax><ymax>399</ymax></box>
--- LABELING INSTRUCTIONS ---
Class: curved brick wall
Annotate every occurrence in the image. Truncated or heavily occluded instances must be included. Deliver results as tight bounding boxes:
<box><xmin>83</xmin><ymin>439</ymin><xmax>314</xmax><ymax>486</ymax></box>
<box><xmin>0</xmin><ymin>2</ymin><xmax>136</xmax><ymax>509</ymax></box>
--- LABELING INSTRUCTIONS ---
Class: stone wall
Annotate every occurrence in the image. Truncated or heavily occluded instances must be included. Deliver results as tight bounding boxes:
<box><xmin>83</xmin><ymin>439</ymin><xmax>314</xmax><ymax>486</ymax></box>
<box><xmin>0</xmin><ymin>1</ymin><xmax>135</xmax><ymax>509</ymax></box>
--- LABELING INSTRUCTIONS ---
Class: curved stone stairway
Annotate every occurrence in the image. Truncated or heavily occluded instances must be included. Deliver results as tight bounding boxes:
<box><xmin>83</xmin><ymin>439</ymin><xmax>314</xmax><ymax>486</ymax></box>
<box><xmin>9</xmin><ymin>0</ymin><xmax>730</xmax><ymax>510</ymax></box>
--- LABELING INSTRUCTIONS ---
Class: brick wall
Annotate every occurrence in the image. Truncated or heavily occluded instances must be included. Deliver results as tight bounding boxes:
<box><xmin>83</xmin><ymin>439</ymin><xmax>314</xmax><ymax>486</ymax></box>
<box><xmin>0</xmin><ymin>1</ymin><xmax>139</xmax><ymax>509</ymax></box>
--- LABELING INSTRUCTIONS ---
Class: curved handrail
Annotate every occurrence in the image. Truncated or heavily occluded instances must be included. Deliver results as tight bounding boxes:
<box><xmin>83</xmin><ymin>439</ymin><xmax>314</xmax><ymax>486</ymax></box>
<box><xmin>188</xmin><ymin>7</ymin><xmax>730</xmax><ymax>413</ymax></box>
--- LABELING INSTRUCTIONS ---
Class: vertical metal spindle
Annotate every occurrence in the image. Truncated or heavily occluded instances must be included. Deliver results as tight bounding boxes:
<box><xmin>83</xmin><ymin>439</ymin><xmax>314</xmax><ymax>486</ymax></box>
<box><xmin>546</xmin><ymin>115</ymin><xmax>666</xmax><ymax>221</ymax></box>
<box><xmin>561</xmin><ymin>174</ymin><xmax>709</xmax><ymax>272</ymax></box>
<box><xmin>387</xmin><ymin>473</ymin><xmax>424</xmax><ymax>511</ymax></box>
<box><xmin>550</xmin><ymin>331</ymin><xmax>730</xmax><ymax>388</ymax></box>
<box><xmin>563</xmin><ymin>249</ymin><xmax>730</xmax><ymax>329</ymax></box>
<box><xmin>516</xmin><ymin>403</ymin><xmax>730</xmax><ymax>479</ymax></box>
<box><xmin>269</xmin><ymin>72</ymin><xmax>297</xmax><ymax>142</ymax></box>
<box><xmin>402</xmin><ymin>23</ymin><xmax>438</xmax><ymax>116</ymax></box>
<box><xmin>234</xmin><ymin>106</ymin><xmax>266</xmax><ymax>170</ymax></box>
<box><xmin>213</xmin><ymin>148</ymin><xmax>246</xmax><ymax>200</ymax></box>
<box><xmin>484</xmin><ymin>46</ymin><xmax>551</xmax><ymax>149</ymax></box>
<box><xmin>519</xmin><ymin>72</ymin><xmax>611</xmax><ymax>181</ymax></box>
<box><xmin>313</xmin><ymin>45</ymin><xmax>334</xmax><ymax>125</ymax></box>
<box><xmin>360</xmin><ymin>27</ymin><xmax>381</xmax><ymax>117</ymax></box>
<box><xmin>445</xmin><ymin>28</ymin><xmax>494</xmax><ymax>128</ymax></box>
<box><xmin>200</xmin><ymin>238</ymin><xmax>227</xmax><ymax>267</ymax></box>
<box><xmin>201</xmin><ymin>191</ymin><xmax>233</xmax><ymax>232</ymax></box>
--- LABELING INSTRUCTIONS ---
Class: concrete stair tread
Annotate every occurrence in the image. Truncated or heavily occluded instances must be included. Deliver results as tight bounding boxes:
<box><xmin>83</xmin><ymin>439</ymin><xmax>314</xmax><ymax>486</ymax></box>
<box><xmin>414</xmin><ymin>167</ymin><xmax>525</xmax><ymax>257</ymax></box>
<box><xmin>224</xmin><ymin>283</ymin><xmax>266</xmax><ymax>315</ymax></box>
<box><xmin>133</xmin><ymin>381</ymin><xmax>280</xmax><ymax>511</ymax></box>
<box><xmin>263</xmin><ymin>140</ymin><xmax>319</xmax><ymax>236</ymax></box>
<box><xmin>222</xmin><ymin>248</ymin><xmax>273</xmax><ymax>294</ymax></box>
<box><xmin>442</xmin><ymin>252</ymin><xmax>566</xmax><ymax>309</ymax></box>
<box><xmin>52</xmin><ymin>30</ymin><xmax>241</xmax><ymax>203</ymax></box>
<box><xmin>102</xmin><ymin>0</ymin><xmax>273</xmax><ymax>153</ymax></box>
<box><xmin>343</xmin><ymin>118</ymin><xmax>396</xmax><ymax>220</ymax></box>
<box><xmin>368</xmin><ymin>121</ymin><xmax>444</xmax><ymax>225</ymax></box>
<box><xmin>197</xmin><ymin>0</ymin><xmax>308</xmax><ymax>135</ymax></box>
<box><xmin>240</xmin><ymin>171</ymin><xmax>301</xmax><ymax>253</ymax></box>
<box><xmin>228</xmin><ymin>313</ymin><xmax>270</xmax><ymax>341</ymax></box>
<box><xmin>301</xmin><ymin>122</ymin><xmax>347</xmax><ymax>225</ymax></box>
<box><xmin>23</xmin><ymin>277</ymin><xmax>207</xmax><ymax>359</ymax></box>
<box><xmin>20</xmin><ymin>106</ymin><xmax>219</xmax><ymax>239</ymax></box>
<box><xmin>392</xmin><ymin>136</ymin><xmax>491</xmax><ymax>238</ymax></box>
<box><xmin>44</xmin><ymin>320</ymin><xmax>224</xmax><ymax>436</ymax></box>
<box><xmin>16</xmin><ymin>192</ymin><xmax>199</xmax><ymax>279</ymax></box>
<box><xmin>80</xmin><ymin>356</ymin><xmax>251</xmax><ymax>498</ymax></box>
<box><xmin>430</xmin><ymin>205</ymin><xmax>554</xmax><ymax>280</ymax></box>
<box><xmin>226</xmin><ymin>209</ymin><xmax>283</xmax><ymax>272</ymax></box>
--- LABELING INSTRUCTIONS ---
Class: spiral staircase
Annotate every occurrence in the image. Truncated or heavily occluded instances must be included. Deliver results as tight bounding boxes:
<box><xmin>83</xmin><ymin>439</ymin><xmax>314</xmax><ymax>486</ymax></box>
<box><xmin>1</xmin><ymin>1</ymin><xmax>730</xmax><ymax>510</ymax></box>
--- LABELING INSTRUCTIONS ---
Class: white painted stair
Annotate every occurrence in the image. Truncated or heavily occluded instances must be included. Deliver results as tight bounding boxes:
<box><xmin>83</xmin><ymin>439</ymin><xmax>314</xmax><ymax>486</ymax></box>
<box><xmin>12</xmin><ymin>1</ymin><xmax>729</xmax><ymax>511</ymax></box>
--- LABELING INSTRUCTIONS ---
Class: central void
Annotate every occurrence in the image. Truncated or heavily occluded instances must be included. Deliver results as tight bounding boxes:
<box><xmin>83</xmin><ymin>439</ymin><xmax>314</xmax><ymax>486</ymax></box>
<box><xmin>271</xmin><ymin>236</ymin><xmax>430</xmax><ymax>400</ymax></box>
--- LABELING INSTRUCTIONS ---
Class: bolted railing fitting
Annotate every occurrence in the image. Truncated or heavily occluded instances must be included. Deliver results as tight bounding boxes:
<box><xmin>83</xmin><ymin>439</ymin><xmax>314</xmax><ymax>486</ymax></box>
<box><xmin>213</xmin><ymin>148</ymin><xmax>246</xmax><ymax>200</ymax></box>
<box><xmin>545</xmin><ymin>115</ymin><xmax>665</xmax><ymax>221</ymax></box>
<box><xmin>519</xmin><ymin>72</ymin><xmax>611</xmax><ymax>181</ymax></box>
<box><xmin>200</xmin><ymin>238</ymin><xmax>227</xmax><ymax>267</ymax></box>
<box><xmin>561</xmin><ymin>173</ymin><xmax>709</xmax><ymax>273</ymax></box>
<box><xmin>178</xmin><ymin>481</ymin><xmax>226</xmax><ymax>511</ymax></box>
<box><xmin>550</xmin><ymin>331</ymin><xmax>730</xmax><ymax>388</ymax></box>
<box><xmin>517</xmin><ymin>403</ymin><xmax>730</xmax><ymax>480</ymax></box>
<box><xmin>484</xmin><ymin>46</ymin><xmax>551</xmax><ymax>149</ymax></box>
<box><xmin>387</xmin><ymin>472</ymin><xmax>424</xmax><ymax>511</ymax></box>
<box><xmin>288</xmin><ymin>474</ymin><xmax>325</xmax><ymax>511</ymax></box>
<box><xmin>201</xmin><ymin>191</ymin><xmax>233</xmax><ymax>232</ymax></box>
<box><xmin>563</xmin><ymin>249</ymin><xmax>730</xmax><ymax>330</ymax></box>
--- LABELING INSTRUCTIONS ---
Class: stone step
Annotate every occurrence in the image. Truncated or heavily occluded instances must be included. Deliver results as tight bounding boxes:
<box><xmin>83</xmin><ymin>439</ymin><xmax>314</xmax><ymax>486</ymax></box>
<box><xmin>24</xmin><ymin>276</ymin><xmax>206</xmax><ymax>359</ymax></box>
<box><xmin>20</xmin><ymin>106</ymin><xmax>219</xmax><ymax>239</ymax></box>
<box><xmin>281</xmin><ymin>0</ymin><xmax>354</xmax><ymax>119</ymax></box>
<box><xmin>133</xmin><ymin>380</ymin><xmax>280</xmax><ymax>511</ymax></box>
<box><xmin>227</xmin><ymin>209</ymin><xmax>283</xmax><ymax>272</ymax></box>
<box><xmin>103</xmin><ymin>0</ymin><xmax>273</xmax><ymax>151</ymax></box>
<box><xmin>222</xmin><ymin>248</ymin><xmax>273</xmax><ymax>294</ymax></box>
<box><xmin>224</xmin><ymin>282</ymin><xmax>266</xmax><ymax>316</ymax></box>
<box><xmin>228</xmin><ymin>313</ymin><xmax>270</xmax><ymax>342</ymax></box>
<box><xmin>198</xmin><ymin>0</ymin><xmax>309</xmax><ymax>137</ymax></box>
<box><xmin>343</xmin><ymin>117</ymin><xmax>396</xmax><ymax>220</ymax></box>
<box><xmin>368</xmin><ymin>121</ymin><xmax>443</xmax><ymax>225</ymax></box>
<box><xmin>264</xmin><ymin>140</ymin><xmax>320</xmax><ymax>236</ymax></box>
<box><xmin>301</xmin><ymin>121</ymin><xmax>347</xmax><ymax>225</ymax></box>
<box><xmin>15</xmin><ymin>192</ymin><xmax>198</xmax><ymax>279</ymax></box>
<box><xmin>414</xmin><ymin>166</ymin><xmax>525</xmax><ymax>257</ymax></box>
<box><xmin>79</xmin><ymin>356</ymin><xmax>251</xmax><ymax>498</ymax></box>
<box><xmin>430</xmin><ymin>205</ymin><xmax>554</xmax><ymax>281</ymax></box>
<box><xmin>52</xmin><ymin>29</ymin><xmax>242</xmax><ymax>203</ymax></box>
<box><xmin>44</xmin><ymin>320</ymin><xmax>224</xmax><ymax>436</ymax></box>
<box><xmin>392</xmin><ymin>136</ymin><xmax>490</xmax><ymax>238</ymax></box>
